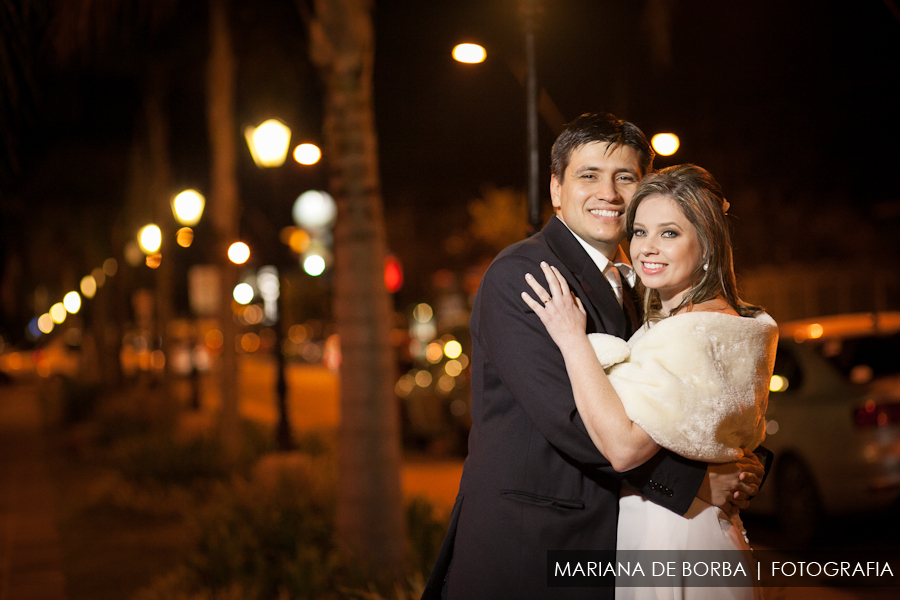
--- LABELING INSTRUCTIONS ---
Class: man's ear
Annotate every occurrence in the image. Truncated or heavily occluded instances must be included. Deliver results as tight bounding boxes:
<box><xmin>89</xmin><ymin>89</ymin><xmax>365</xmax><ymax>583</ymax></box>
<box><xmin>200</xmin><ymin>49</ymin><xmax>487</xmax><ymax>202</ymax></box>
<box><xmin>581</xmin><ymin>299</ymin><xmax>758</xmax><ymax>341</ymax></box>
<box><xmin>550</xmin><ymin>174</ymin><xmax>562</xmax><ymax>209</ymax></box>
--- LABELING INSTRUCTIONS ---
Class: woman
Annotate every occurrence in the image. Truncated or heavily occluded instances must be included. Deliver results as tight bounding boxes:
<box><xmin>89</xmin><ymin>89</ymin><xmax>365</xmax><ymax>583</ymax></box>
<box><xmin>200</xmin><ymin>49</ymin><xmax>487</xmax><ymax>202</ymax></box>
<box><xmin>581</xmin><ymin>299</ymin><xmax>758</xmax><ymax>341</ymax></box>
<box><xmin>521</xmin><ymin>164</ymin><xmax>777</xmax><ymax>599</ymax></box>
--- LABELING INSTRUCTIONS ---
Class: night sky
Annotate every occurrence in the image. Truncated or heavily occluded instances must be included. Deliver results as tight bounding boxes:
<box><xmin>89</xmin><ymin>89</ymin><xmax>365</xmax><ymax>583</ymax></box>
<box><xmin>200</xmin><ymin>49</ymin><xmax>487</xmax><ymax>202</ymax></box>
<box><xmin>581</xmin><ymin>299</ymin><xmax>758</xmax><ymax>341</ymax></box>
<box><xmin>2</xmin><ymin>0</ymin><xmax>900</xmax><ymax>336</ymax></box>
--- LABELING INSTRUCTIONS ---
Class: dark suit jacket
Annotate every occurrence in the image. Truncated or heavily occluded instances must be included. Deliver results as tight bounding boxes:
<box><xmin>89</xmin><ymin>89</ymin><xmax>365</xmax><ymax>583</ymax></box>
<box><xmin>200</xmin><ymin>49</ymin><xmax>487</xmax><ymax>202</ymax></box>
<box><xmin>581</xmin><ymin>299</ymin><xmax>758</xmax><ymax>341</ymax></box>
<box><xmin>422</xmin><ymin>218</ymin><xmax>707</xmax><ymax>600</ymax></box>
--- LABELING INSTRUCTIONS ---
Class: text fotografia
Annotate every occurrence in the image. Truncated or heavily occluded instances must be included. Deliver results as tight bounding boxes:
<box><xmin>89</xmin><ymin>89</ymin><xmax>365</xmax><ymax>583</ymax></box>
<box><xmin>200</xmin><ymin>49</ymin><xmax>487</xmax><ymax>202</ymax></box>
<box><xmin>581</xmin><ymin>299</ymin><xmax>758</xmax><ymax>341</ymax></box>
<box><xmin>547</xmin><ymin>551</ymin><xmax>899</xmax><ymax>588</ymax></box>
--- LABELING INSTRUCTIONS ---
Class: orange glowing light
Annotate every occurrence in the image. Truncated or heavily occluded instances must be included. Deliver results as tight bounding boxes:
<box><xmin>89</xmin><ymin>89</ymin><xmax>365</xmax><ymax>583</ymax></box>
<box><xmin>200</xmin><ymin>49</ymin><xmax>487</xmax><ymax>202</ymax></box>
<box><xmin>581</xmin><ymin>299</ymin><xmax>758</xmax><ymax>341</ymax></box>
<box><xmin>176</xmin><ymin>227</ymin><xmax>194</xmax><ymax>247</ymax></box>
<box><xmin>452</xmin><ymin>43</ymin><xmax>486</xmax><ymax>64</ymax></box>
<box><xmin>228</xmin><ymin>242</ymin><xmax>250</xmax><ymax>265</ymax></box>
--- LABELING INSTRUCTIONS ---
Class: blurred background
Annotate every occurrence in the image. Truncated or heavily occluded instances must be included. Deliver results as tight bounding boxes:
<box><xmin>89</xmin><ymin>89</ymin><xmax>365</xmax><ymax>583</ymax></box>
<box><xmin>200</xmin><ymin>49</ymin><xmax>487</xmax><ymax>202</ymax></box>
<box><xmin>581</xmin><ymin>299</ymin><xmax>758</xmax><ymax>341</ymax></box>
<box><xmin>1</xmin><ymin>1</ymin><xmax>899</xmax><ymax>599</ymax></box>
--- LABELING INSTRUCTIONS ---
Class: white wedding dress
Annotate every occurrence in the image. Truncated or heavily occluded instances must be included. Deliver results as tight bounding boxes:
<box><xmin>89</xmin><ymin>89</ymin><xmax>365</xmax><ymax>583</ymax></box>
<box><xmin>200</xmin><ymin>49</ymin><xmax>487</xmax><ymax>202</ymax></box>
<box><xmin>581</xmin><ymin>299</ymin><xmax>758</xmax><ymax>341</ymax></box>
<box><xmin>588</xmin><ymin>313</ymin><xmax>777</xmax><ymax>600</ymax></box>
<box><xmin>616</xmin><ymin>487</ymin><xmax>763</xmax><ymax>600</ymax></box>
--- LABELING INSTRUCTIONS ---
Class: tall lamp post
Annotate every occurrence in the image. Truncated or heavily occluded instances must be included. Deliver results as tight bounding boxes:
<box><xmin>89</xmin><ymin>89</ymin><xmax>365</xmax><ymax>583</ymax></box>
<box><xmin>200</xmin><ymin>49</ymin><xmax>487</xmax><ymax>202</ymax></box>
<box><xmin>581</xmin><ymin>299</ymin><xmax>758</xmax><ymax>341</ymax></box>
<box><xmin>454</xmin><ymin>0</ymin><xmax>550</xmax><ymax>234</ymax></box>
<box><xmin>522</xmin><ymin>0</ymin><xmax>540</xmax><ymax>234</ymax></box>
<box><xmin>245</xmin><ymin>117</ymin><xmax>294</xmax><ymax>450</ymax></box>
<box><xmin>172</xmin><ymin>189</ymin><xmax>206</xmax><ymax>409</ymax></box>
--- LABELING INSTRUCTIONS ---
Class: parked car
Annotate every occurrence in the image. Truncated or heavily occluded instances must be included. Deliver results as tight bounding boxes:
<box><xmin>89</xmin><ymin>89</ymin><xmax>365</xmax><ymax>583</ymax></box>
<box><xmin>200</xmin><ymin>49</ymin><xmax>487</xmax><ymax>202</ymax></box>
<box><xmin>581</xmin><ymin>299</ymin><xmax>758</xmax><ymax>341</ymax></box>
<box><xmin>747</xmin><ymin>312</ymin><xmax>900</xmax><ymax>546</ymax></box>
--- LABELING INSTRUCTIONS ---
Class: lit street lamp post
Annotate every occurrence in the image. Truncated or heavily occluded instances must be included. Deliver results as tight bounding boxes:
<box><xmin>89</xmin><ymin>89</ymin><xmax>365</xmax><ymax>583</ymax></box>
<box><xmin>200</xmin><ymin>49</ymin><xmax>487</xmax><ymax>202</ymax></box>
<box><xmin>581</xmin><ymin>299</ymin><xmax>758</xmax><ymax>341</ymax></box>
<box><xmin>453</xmin><ymin>0</ymin><xmax>560</xmax><ymax>234</ymax></box>
<box><xmin>244</xmin><ymin>118</ymin><xmax>297</xmax><ymax>451</ymax></box>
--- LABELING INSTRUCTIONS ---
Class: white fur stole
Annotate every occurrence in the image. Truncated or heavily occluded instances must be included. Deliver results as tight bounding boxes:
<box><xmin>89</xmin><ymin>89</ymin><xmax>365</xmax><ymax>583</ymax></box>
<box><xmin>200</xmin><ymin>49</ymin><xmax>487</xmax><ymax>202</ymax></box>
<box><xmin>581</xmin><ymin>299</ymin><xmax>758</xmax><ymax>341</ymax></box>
<box><xmin>588</xmin><ymin>312</ymin><xmax>778</xmax><ymax>462</ymax></box>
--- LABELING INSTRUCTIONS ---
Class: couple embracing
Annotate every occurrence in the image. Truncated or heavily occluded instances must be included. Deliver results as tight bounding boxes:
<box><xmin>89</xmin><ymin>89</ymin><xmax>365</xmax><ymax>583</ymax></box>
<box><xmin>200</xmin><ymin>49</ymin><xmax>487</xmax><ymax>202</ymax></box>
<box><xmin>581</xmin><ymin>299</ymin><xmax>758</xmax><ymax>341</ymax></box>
<box><xmin>423</xmin><ymin>113</ymin><xmax>777</xmax><ymax>599</ymax></box>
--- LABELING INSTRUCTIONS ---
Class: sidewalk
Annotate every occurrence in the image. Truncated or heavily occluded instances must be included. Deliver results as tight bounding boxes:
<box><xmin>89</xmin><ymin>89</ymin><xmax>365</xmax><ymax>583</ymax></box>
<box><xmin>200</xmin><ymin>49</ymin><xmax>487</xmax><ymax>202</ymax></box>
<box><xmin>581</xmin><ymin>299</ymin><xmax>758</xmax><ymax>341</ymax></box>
<box><xmin>0</xmin><ymin>381</ymin><xmax>67</xmax><ymax>600</ymax></box>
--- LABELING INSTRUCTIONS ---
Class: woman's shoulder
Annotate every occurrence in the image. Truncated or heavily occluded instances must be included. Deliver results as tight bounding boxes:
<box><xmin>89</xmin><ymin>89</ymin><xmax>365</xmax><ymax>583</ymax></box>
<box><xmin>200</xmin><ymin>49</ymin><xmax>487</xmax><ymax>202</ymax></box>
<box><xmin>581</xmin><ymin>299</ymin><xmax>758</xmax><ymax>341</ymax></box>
<box><xmin>640</xmin><ymin>308</ymin><xmax>777</xmax><ymax>345</ymax></box>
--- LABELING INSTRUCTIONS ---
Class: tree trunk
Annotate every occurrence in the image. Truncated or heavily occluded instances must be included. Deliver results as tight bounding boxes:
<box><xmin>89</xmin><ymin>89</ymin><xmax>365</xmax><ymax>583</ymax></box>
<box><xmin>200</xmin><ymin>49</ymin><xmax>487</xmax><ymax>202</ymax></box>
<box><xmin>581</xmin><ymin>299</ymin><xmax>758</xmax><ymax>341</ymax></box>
<box><xmin>307</xmin><ymin>0</ymin><xmax>407</xmax><ymax>585</ymax></box>
<box><xmin>207</xmin><ymin>0</ymin><xmax>241</xmax><ymax>462</ymax></box>
<box><xmin>146</xmin><ymin>63</ymin><xmax>174</xmax><ymax>395</ymax></box>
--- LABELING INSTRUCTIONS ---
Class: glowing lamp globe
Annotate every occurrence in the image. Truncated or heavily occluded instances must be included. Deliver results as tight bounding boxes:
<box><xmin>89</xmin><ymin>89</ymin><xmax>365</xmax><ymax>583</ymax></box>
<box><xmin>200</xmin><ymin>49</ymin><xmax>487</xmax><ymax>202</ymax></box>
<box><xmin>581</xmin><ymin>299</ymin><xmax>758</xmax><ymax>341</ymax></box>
<box><xmin>245</xmin><ymin>119</ymin><xmax>292</xmax><ymax>168</ymax></box>
<box><xmin>651</xmin><ymin>133</ymin><xmax>680</xmax><ymax>157</ymax></box>
<box><xmin>138</xmin><ymin>224</ymin><xmax>162</xmax><ymax>254</ymax></box>
<box><xmin>452</xmin><ymin>43</ymin><xmax>487</xmax><ymax>64</ymax></box>
<box><xmin>172</xmin><ymin>189</ymin><xmax>206</xmax><ymax>226</ymax></box>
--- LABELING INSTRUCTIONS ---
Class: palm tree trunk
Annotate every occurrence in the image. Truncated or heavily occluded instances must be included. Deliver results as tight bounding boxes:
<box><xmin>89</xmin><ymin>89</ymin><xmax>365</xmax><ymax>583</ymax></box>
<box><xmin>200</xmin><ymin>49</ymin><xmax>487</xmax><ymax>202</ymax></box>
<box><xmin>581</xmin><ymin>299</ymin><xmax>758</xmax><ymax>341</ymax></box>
<box><xmin>307</xmin><ymin>0</ymin><xmax>407</xmax><ymax>584</ymax></box>
<box><xmin>207</xmin><ymin>0</ymin><xmax>241</xmax><ymax>462</ymax></box>
<box><xmin>146</xmin><ymin>63</ymin><xmax>174</xmax><ymax>395</ymax></box>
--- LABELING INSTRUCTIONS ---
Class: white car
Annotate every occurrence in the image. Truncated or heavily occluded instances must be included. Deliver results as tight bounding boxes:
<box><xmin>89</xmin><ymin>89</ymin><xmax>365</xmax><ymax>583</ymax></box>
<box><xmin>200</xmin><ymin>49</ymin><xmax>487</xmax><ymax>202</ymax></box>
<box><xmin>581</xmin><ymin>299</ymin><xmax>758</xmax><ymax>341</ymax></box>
<box><xmin>747</xmin><ymin>312</ymin><xmax>900</xmax><ymax>546</ymax></box>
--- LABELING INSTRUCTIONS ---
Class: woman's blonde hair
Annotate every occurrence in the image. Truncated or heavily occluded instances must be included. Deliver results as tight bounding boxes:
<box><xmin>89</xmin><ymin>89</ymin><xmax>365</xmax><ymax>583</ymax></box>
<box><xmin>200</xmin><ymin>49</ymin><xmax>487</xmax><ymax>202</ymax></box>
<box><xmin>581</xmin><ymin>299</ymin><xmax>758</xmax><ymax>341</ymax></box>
<box><xmin>625</xmin><ymin>164</ymin><xmax>761</xmax><ymax>321</ymax></box>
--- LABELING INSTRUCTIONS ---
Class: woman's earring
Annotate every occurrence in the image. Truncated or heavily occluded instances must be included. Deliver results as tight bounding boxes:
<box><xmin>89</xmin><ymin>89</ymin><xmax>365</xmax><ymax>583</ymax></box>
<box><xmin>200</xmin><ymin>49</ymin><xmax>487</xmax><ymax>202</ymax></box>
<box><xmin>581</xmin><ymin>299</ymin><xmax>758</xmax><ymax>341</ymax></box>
<box><xmin>702</xmin><ymin>263</ymin><xmax>709</xmax><ymax>271</ymax></box>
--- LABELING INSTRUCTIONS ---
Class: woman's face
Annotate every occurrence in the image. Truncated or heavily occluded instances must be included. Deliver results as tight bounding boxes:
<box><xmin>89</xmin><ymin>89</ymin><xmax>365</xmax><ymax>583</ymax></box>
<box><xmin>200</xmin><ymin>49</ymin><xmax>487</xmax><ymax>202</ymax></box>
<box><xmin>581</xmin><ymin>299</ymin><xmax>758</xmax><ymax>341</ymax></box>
<box><xmin>629</xmin><ymin>194</ymin><xmax>704</xmax><ymax>311</ymax></box>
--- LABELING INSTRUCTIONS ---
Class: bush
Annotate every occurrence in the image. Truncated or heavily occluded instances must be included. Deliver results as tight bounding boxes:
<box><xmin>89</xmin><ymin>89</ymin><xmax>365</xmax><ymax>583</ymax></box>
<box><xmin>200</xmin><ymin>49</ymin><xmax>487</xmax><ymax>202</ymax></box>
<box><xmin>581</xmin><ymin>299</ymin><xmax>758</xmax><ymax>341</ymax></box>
<box><xmin>405</xmin><ymin>497</ymin><xmax>448</xmax><ymax>581</ymax></box>
<box><xmin>184</xmin><ymin>464</ymin><xmax>340</xmax><ymax>600</ymax></box>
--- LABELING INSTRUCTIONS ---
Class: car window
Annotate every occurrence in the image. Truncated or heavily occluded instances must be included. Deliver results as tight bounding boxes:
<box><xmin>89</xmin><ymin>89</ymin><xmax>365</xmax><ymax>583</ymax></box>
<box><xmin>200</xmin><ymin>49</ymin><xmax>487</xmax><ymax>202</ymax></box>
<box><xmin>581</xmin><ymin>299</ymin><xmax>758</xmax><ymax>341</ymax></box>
<box><xmin>772</xmin><ymin>344</ymin><xmax>804</xmax><ymax>392</ymax></box>
<box><xmin>808</xmin><ymin>333</ymin><xmax>900</xmax><ymax>383</ymax></box>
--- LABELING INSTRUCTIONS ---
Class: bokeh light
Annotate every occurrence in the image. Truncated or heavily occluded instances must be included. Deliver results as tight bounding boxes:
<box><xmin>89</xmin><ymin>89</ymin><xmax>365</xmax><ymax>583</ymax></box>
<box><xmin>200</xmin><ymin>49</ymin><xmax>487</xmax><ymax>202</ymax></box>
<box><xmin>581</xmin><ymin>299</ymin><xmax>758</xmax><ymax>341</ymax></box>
<box><xmin>425</xmin><ymin>342</ymin><xmax>444</xmax><ymax>364</ymax></box>
<box><xmin>293</xmin><ymin>143</ymin><xmax>322</xmax><ymax>165</ymax></box>
<box><xmin>452</xmin><ymin>43</ymin><xmax>487</xmax><ymax>64</ymax></box>
<box><xmin>176</xmin><ymin>227</ymin><xmax>195</xmax><ymax>247</ymax></box>
<box><xmin>138</xmin><ymin>224</ymin><xmax>162</xmax><ymax>254</ymax></box>
<box><xmin>50</xmin><ymin>302</ymin><xmax>67</xmax><ymax>324</ymax></box>
<box><xmin>172</xmin><ymin>189</ymin><xmax>205</xmax><ymax>225</ymax></box>
<box><xmin>37</xmin><ymin>314</ymin><xmax>54</xmax><ymax>334</ymax></box>
<box><xmin>233</xmin><ymin>283</ymin><xmax>254</xmax><ymax>305</ymax></box>
<box><xmin>413</xmin><ymin>303</ymin><xmax>433</xmax><ymax>323</ymax></box>
<box><xmin>91</xmin><ymin>267</ymin><xmax>106</xmax><ymax>288</ymax></box>
<box><xmin>445</xmin><ymin>360</ymin><xmax>463</xmax><ymax>377</ymax></box>
<box><xmin>437</xmin><ymin>374</ymin><xmax>456</xmax><ymax>393</ymax></box>
<box><xmin>415</xmin><ymin>370</ymin><xmax>433</xmax><ymax>387</ymax></box>
<box><xmin>228</xmin><ymin>242</ymin><xmax>250</xmax><ymax>265</ymax></box>
<box><xmin>444</xmin><ymin>340</ymin><xmax>463</xmax><ymax>359</ymax></box>
<box><xmin>103</xmin><ymin>258</ymin><xmax>118</xmax><ymax>276</ymax></box>
<box><xmin>80</xmin><ymin>275</ymin><xmax>97</xmax><ymax>299</ymax></box>
<box><xmin>241</xmin><ymin>332</ymin><xmax>261</xmax><ymax>353</ymax></box>
<box><xmin>63</xmin><ymin>291</ymin><xmax>81</xmax><ymax>314</ymax></box>
<box><xmin>303</xmin><ymin>254</ymin><xmax>326</xmax><ymax>276</ymax></box>
<box><xmin>769</xmin><ymin>375</ymin><xmax>789</xmax><ymax>392</ymax></box>
<box><xmin>384</xmin><ymin>255</ymin><xmax>403</xmax><ymax>292</ymax></box>
<box><xmin>651</xmin><ymin>133</ymin><xmax>680</xmax><ymax>156</ymax></box>
<box><xmin>146</xmin><ymin>253</ymin><xmax>162</xmax><ymax>269</ymax></box>
<box><xmin>292</xmin><ymin>190</ymin><xmax>337</xmax><ymax>229</ymax></box>
<box><xmin>245</xmin><ymin>119</ymin><xmax>291</xmax><ymax>168</ymax></box>
<box><xmin>206</xmin><ymin>329</ymin><xmax>224</xmax><ymax>349</ymax></box>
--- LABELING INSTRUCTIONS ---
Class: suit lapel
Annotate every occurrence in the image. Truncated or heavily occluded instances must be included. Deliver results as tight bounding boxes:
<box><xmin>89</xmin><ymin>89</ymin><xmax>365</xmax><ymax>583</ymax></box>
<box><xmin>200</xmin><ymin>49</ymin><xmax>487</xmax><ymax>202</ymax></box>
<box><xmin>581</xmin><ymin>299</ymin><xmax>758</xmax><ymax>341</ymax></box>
<box><xmin>543</xmin><ymin>218</ymin><xmax>628</xmax><ymax>339</ymax></box>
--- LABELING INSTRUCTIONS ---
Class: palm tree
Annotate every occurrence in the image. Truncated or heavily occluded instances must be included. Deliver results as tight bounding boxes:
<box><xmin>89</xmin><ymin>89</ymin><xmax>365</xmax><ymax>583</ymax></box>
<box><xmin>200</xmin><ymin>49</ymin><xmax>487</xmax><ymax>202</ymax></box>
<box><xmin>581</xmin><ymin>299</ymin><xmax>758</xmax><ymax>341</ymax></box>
<box><xmin>206</xmin><ymin>0</ymin><xmax>242</xmax><ymax>461</ymax></box>
<box><xmin>301</xmin><ymin>0</ymin><xmax>407</xmax><ymax>585</ymax></box>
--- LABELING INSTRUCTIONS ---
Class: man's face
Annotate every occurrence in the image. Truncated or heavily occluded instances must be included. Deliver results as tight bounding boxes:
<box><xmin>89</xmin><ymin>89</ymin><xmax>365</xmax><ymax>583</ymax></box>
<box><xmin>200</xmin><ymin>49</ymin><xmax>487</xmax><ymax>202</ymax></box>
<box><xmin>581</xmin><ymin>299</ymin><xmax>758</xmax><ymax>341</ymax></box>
<box><xmin>550</xmin><ymin>141</ymin><xmax>642</xmax><ymax>259</ymax></box>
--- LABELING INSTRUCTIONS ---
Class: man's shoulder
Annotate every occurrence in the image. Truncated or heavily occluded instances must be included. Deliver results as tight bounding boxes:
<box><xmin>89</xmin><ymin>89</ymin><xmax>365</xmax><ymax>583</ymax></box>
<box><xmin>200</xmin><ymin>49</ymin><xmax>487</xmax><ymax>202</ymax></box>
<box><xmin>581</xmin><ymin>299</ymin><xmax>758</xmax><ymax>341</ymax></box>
<box><xmin>494</xmin><ymin>229</ymin><xmax>551</xmax><ymax>261</ymax></box>
<box><xmin>482</xmin><ymin>232</ymin><xmax>552</xmax><ymax>285</ymax></box>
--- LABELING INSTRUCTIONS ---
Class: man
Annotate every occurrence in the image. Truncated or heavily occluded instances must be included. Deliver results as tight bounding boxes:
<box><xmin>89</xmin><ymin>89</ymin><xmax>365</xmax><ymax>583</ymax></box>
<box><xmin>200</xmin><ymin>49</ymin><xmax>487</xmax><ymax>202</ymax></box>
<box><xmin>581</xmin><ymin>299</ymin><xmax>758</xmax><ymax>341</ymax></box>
<box><xmin>423</xmin><ymin>113</ymin><xmax>763</xmax><ymax>600</ymax></box>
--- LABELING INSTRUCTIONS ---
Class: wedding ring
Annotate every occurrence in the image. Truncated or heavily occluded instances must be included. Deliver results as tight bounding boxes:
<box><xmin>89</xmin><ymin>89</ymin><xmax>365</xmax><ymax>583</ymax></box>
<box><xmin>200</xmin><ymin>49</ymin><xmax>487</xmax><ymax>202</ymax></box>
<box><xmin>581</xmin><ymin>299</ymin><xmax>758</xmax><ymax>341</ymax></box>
<box><xmin>543</xmin><ymin>298</ymin><xmax>551</xmax><ymax>304</ymax></box>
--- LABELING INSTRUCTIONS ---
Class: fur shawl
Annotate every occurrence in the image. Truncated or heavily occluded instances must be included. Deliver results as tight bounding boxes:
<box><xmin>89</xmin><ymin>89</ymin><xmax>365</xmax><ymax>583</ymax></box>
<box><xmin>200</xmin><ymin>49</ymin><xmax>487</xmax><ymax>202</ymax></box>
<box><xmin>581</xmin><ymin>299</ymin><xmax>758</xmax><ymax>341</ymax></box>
<box><xmin>588</xmin><ymin>311</ymin><xmax>778</xmax><ymax>463</ymax></box>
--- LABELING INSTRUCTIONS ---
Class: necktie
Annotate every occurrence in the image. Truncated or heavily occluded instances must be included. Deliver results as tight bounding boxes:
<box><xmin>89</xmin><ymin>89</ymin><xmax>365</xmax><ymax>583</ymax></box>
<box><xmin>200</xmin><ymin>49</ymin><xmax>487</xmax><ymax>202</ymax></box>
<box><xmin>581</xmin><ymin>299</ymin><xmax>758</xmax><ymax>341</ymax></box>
<box><xmin>605</xmin><ymin>264</ymin><xmax>624</xmax><ymax>308</ymax></box>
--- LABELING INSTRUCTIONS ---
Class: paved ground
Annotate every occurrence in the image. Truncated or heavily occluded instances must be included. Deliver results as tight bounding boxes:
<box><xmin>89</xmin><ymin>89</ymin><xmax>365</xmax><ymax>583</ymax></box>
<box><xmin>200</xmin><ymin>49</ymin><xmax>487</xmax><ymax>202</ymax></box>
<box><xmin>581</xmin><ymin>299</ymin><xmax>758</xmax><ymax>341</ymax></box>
<box><xmin>0</xmin><ymin>381</ymin><xmax>67</xmax><ymax>600</ymax></box>
<box><xmin>0</xmin><ymin>364</ymin><xmax>895</xmax><ymax>599</ymax></box>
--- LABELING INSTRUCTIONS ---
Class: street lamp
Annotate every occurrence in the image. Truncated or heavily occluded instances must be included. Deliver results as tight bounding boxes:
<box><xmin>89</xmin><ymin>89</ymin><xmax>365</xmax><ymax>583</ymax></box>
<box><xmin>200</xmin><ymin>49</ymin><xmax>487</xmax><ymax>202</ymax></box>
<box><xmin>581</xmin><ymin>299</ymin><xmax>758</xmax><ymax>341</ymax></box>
<box><xmin>172</xmin><ymin>189</ymin><xmax>206</xmax><ymax>226</ymax></box>
<box><xmin>452</xmin><ymin>43</ymin><xmax>486</xmax><ymax>64</ymax></box>
<box><xmin>138</xmin><ymin>224</ymin><xmax>162</xmax><ymax>254</ymax></box>
<box><xmin>245</xmin><ymin>119</ymin><xmax>292</xmax><ymax>168</ymax></box>
<box><xmin>453</xmin><ymin>0</ymin><xmax>545</xmax><ymax>234</ymax></box>
<box><xmin>244</xmin><ymin>117</ymin><xmax>301</xmax><ymax>451</ymax></box>
<box><xmin>651</xmin><ymin>133</ymin><xmax>680</xmax><ymax>157</ymax></box>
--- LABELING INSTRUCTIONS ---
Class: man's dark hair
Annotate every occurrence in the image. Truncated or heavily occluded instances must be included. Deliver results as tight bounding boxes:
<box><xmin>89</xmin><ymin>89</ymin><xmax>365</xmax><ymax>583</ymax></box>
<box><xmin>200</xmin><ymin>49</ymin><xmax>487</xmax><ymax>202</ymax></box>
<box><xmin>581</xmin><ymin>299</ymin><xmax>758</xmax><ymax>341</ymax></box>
<box><xmin>550</xmin><ymin>112</ymin><xmax>654</xmax><ymax>181</ymax></box>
